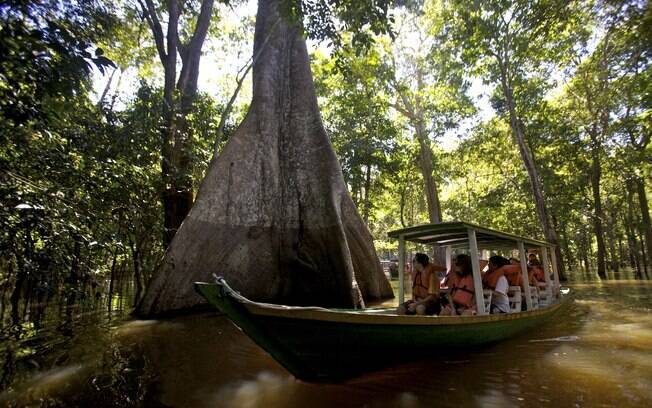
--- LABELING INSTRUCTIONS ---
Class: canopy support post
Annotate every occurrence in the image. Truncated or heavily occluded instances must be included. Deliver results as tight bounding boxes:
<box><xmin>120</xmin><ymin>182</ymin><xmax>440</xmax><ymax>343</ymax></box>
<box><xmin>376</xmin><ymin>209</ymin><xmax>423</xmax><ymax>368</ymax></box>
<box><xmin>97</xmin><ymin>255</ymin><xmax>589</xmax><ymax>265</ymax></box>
<box><xmin>445</xmin><ymin>245</ymin><xmax>452</xmax><ymax>273</ymax></box>
<box><xmin>550</xmin><ymin>246</ymin><xmax>560</xmax><ymax>296</ymax></box>
<box><xmin>518</xmin><ymin>241</ymin><xmax>533</xmax><ymax>310</ymax></box>
<box><xmin>467</xmin><ymin>228</ymin><xmax>487</xmax><ymax>315</ymax></box>
<box><xmin>541</xmin><ymin>247</ymin><xmax>553</xmax><ymax>287</ymax></box>
<box><xmin>398</xmin><ymin>235</ymin><xmax>406</xmax><ymax>305</ymax></box>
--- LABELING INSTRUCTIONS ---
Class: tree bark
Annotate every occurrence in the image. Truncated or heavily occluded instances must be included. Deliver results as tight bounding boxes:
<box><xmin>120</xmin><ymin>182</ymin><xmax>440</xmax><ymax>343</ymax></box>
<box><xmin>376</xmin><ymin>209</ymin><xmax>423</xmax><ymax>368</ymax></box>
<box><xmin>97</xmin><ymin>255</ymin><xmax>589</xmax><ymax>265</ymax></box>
<box><xmin>415</xmin><ymin>124</ymin><xmax>442</xmax><ymax>223</ymax></box>
<box><xmin>140</xmin><ymin>0</ymin><xmax>215</xmax><ymax>245</ymax></box>
<box><xmin>590</xmin><ymin>132</ymin><xmax>607</xmax><ymax>279</ymax></box>
<box><xmin>635</xmin><ymin>176</ymin><xmax>652</xmax><ymax>276</ymax></box>
<box><xmin>130</xmin><ymin>240</ymin><xmax>142</xmax><ymax>307</ymax></box>
<box><xmin>135</xmin><ymin>0</ymin><xmax>392</xmax><ymax>316</ymax></box>
<box><xmin>607</xmin><ymin>208</ymin><xmax>618</xmax><ymax>273</ymax></box>
<box><xmin>626</xmin><ymin>178</ymin><xmax>643</xmax><ymax>278</ymax></box>
<box><xmin>363</xmin><ymin>163</ymin><xmax>371</xmax><ymax>224</ymax></box>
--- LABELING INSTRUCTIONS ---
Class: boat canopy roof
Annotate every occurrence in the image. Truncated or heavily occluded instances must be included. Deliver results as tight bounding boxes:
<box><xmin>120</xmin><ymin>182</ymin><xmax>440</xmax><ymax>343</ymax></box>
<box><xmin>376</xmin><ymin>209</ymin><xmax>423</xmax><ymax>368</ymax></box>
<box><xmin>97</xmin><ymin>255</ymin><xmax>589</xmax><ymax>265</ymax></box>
<box><xmin>387</xmin><ymin>221</ymin><xmax>554</xmax><ymax>250</ymax></box>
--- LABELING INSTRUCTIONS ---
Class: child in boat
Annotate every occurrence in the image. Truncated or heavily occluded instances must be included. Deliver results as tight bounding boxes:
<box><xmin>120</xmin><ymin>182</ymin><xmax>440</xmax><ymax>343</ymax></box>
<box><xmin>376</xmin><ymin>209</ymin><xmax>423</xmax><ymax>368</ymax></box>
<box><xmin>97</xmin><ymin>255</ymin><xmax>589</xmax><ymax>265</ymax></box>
<box><xmin>483</xmin><ymin>256</ymin><xmax>511</xmax><ymax>314</ymax></box>
<box><xmin>396</xmin><ymin>253</ymin><xmax>446</xmax><ymax>315</ymax></box>
<box><xmin>440</xmin><ymin>254</ymin><xmax>476</xmax><ymax>316</ymax></box>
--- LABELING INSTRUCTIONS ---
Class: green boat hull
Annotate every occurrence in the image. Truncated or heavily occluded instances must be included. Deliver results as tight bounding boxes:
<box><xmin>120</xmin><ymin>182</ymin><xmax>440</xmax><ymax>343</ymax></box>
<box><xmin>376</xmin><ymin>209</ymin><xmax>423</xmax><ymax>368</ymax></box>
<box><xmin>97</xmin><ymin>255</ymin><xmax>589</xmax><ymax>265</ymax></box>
<box><xmin>195</xmin><ymin>279</ymin><xmax>570</xmax><ymax>381</ymax></box>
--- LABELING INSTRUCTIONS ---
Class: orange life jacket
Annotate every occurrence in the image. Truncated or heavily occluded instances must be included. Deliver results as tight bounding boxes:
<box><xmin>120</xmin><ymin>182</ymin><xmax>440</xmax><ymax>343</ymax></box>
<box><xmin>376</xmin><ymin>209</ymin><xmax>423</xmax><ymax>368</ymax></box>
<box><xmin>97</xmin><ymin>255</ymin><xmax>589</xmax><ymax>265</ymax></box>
<box><xmin>499</xmin><ymin>264</ymin><xmax>522</xmax><ymax>287</ymax></box>
<box><xmin>412</xmin><ymin>264</ymin><xmax>438</xmax><ymax>300</ymax></box>
<box><xmin>482</xmin><ymin>269</ymin><xmax>505</xmax><ymax>290</ymax></box>
<box><xmin>451</xmin><ymin>273</ymin><xmax>474</xmax><ymax>308</ymax></box>
<box><xmin>529</xmin><ymin>266</ymin><xmax>546</xmax><ymax>283</ymax></box>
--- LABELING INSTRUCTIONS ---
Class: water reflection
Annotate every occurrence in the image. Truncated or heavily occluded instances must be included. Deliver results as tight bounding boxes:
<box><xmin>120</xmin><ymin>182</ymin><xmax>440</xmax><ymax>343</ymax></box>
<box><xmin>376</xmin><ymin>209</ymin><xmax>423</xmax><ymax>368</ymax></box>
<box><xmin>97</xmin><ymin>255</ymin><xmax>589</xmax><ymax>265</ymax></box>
<box><xmin>0</xmin><ymin>281</ymin><xmax>651</xmax><ymax>407</ymax></box>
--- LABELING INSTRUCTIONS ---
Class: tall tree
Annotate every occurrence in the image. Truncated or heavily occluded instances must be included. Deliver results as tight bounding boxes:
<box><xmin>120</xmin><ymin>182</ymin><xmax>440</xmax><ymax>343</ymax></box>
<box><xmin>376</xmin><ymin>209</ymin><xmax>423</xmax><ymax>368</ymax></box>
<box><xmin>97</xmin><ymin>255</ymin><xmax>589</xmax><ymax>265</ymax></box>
<box><xmin>136</xmin><ymin>0</ymin><xmax>394</xmax><ymax>315</ymax></box>
<box><xmin>443</xmin><ymin>0</ymin><xmax>592</xmax><ymax>278</ymax></box>
<box><xmin>389</xmin><ymin>4</ymin><xmax>474</xmax><ymax>224</ymax></box>
<box><xmin>137</xmin><ymin>0</ymin><xmax>217</xmax><ymax>245</ymax></box>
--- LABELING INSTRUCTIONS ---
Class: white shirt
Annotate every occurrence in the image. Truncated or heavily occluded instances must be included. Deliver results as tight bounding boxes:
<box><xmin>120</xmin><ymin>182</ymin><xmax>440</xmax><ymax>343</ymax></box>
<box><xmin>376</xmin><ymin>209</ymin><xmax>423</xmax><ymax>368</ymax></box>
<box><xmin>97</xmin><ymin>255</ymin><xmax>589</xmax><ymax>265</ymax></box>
<box><xmin>492</xmin><ymin>276</ymin><xmax>510</xmax><ymax>313</ymax></box>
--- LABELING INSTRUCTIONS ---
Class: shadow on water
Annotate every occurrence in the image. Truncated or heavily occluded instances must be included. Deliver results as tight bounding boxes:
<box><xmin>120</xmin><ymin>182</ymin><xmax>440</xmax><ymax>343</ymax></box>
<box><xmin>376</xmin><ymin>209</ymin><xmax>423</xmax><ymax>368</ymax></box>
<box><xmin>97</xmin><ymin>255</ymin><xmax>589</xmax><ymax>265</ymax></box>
<box><xmin>1</xmin><ymin>276</ymin><xmax>652</xmax><ymax>407</ymax></box>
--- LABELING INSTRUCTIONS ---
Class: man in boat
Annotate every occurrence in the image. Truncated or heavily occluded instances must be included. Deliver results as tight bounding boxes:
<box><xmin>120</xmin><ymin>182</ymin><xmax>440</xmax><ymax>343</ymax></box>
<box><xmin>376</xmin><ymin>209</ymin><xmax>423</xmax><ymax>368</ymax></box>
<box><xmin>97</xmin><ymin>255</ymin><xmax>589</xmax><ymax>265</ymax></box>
<box><xmin>440</xmin><ymin>254</ymin><xmax>476</xmax><ymax>316</ymax></box>
<box><xmin>527</xmin><ymin>253</ymin><xmax>546</xmax><ymax>282</ymax></box>
<box><xmin>483</xmin><ymin>256</ymin><xmax>511</xmax><ymax>314</ymax></box>
<box><xmin>396</xmin><ymin>253</ymin><xmax>446</xmax><ymax>315</ymax></box>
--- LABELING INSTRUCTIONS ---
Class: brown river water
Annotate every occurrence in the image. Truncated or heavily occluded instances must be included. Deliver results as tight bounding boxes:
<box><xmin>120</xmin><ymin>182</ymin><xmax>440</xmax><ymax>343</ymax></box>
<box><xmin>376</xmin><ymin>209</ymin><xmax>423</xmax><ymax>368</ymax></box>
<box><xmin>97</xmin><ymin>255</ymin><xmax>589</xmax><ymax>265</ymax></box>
<box><xmin>1</xmin><ymin>279</ymin><xmax>651</xmax><ymax>407</ymax></box>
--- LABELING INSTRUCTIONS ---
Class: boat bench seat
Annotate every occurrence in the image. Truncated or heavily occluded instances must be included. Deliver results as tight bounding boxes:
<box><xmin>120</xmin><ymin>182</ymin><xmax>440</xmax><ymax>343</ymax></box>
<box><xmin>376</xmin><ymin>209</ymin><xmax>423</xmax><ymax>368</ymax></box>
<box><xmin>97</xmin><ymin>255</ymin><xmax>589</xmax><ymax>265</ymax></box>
<box><xmin>529</xmin><ymin>286</ymin><xmax>540</xmax><ymax>310</ymax></box>
<box><xmin>507</xmin><ymin>286</ymin><xmax>521</xmax><ymax>313</ymax></box>
<box><xmin>538</xmin><ymin>282</ymin><xmax>553</xmax><ymax>306</ymax></box>
<box><xmin>483</xmin><ymin>289</ymin><xmax>492</xmax><ymax>313</ymax></box>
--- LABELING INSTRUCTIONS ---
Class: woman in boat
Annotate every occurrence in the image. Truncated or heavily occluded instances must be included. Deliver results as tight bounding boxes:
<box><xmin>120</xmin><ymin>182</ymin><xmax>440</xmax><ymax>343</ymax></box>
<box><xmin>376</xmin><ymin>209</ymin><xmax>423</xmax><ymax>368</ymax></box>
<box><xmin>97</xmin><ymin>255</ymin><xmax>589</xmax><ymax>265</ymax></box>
<box><xmin>440</xmin><ymin>254</ymin><xmax>476</xmax><ymax>316</ymax></box>
<box><xmin>396</xmin><ymin>253</ymin><xmax>446</xmax><ymax>315</ymax></box>
<box><xmin>483</xmin><ymin>256</ymin><xmax>511</xmax><ymax>314</ymax></box>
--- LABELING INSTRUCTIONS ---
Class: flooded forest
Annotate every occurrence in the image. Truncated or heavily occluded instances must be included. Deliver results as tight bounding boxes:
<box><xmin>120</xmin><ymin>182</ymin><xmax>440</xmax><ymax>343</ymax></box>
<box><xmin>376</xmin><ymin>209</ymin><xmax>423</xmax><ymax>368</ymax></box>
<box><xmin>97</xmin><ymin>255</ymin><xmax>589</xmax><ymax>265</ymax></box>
<box><xmin>1</xmin><ymin>0</ymin><xmax>651</xmax><ymax>406</ymax></box>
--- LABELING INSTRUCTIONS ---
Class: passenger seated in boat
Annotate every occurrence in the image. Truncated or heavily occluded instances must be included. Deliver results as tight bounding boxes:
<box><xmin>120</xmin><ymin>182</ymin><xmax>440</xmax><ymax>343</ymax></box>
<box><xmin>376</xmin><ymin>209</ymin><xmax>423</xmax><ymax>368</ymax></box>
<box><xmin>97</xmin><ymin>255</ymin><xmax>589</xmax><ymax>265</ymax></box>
<box><xmin>502</xmin><ymin>258</ymin><xmax>523</xmax><ymax>286</ymax></box>
<box><xmin>528</xmin><ymin>253</ymin><xmax>541</xmax><ymax>267</ymax></box>
<box><xmin>396</xmin><ymin>253</ymin><xmax>446</xmax><ymax>316</ymax></box>
<box><xmin>527</xmin><ymin>254</ymin><xmax>546</xmax><ymax>286</ymax></box>
<box><xmin>483</xmin><ymin>256</ymin><xmax>511</xmax><ymax>314</ymax></box>
<box><xmin>505</xmin><ymin>257</ymin><xmax>538</xmax><ymax>287</ymax></box>
<box><xmin>506</xmin><ymin>257</ymin><xmax>539</xmax><ymax>310</ymax></box>
<box><xmin>440</xmin><ymin>254</ymin><xmax>475</xmax><ymax>316</ymax></box>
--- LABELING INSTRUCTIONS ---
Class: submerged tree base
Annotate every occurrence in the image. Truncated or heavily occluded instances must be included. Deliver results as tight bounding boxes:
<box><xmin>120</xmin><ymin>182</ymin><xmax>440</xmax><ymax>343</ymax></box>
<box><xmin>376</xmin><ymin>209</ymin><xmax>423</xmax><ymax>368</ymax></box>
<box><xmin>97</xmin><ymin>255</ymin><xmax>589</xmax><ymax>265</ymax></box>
<box><xmin>135</xmin><ymin>0</ymin><xmax>392</xmax><ymax>316</ymax></box>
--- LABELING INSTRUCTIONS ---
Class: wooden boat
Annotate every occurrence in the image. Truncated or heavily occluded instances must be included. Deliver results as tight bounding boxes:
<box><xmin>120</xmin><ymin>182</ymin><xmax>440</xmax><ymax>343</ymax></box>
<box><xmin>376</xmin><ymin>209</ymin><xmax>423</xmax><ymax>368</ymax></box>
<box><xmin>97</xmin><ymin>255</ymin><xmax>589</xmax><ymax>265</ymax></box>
<box><xmin>195</xmin><ymin>221</ymin><xmax>570</xmax><ymax>381</ymax></box>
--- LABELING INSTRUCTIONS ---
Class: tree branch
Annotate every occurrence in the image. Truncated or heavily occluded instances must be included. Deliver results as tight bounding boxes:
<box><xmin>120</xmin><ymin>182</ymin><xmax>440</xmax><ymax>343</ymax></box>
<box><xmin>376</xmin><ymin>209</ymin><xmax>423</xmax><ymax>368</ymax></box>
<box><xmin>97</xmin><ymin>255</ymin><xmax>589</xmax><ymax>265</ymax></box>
<box><xmin>138</xmin><ymin>0</ymin><xmax>167</xmax><ymax>64</ymax></box>
<box><xmin>177</xmin><ymin>0</ymin><xmax>214</xmax><ymax>94</ymax></box>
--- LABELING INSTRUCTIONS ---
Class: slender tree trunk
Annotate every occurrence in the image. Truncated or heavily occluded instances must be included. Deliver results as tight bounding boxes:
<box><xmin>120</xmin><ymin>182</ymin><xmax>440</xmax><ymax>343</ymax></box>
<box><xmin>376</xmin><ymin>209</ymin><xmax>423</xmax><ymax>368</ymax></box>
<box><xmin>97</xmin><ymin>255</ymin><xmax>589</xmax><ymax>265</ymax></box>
<box><xmin>393</xmin><ymin>71</ymin><xmax>443</xmax><ymax>225</ymax></box>
<box><xmin>638</xmin><ymin>231</ymin><xmax>649</xmax><ymax>279</ymax></box>
<box><xmin>399</xmin><ymin>186</ymin><xmax>407</xmax><ymax>228</ymax></box>
<box><xmin>582</xmin><ymin>235</ymin><xmax>590</xmax><ymax>275</ymax></box>
<box><xmin>499</xmin><ymin>72</ymin><xmax>565</xmax><ymax>279</ymax></box>
<box><xmin>635</xmin><ymin>177</ymin><xmax>652</xmax><ymax>275</ymax></box>
<box><xmin>97</xmin><ymin>67</ymin><xmax>117</xmax><ymax>107</ymax></box>
<box><xmin>363</xmin><ymin>163</ymin><xmax>371</xmax><ymax>224</ymax></box>
<box><xmin>590</xmin><ymin>134</ymin><xmax>607</xmax><ymax>278</ymax></box>
<box><xmin>559</xmin><ymin>218</ymin><xmax>572</xmax><ymax>273</ymax></box>
<box><xmin>66</xmin><ymin>233</ymin><xmax>82</xmax><ymax>312</ymax></box>
<box><xmin>136</xmin><ymin>0</ymin><xmax>392</xmax><ymax>316</ymax></box>
<box><xmin>626</xmin><ymin>179</ymin><xmax>643</xmax><ymax>278</ymax></box>
<box><xmin>107</xmin><ymin>248</ymin><xmax>118</xmax><ymax>311</ymax></box>
<box><xmin>9</xmin><ymin>257</ymin><xmax>26</xmax><ymax>325</ymax></box>
<box><xmin>415</xmin><ymin>125</ymin><xmax>442</xmax><ymax>223</ymax></box>
<box><xmin>607</xmin><ymin>208</ymin><xmax>618</xmax><ymax>273</ymax></box>
<box><xmin>140</xmin><ymin>0</ymin><xmax>215</xmax><ymax>245</ymax></box>
<box><xmin>130</xmin><ymin>240</ymin><xmax>142</xmax><ymax>307</ymax></box>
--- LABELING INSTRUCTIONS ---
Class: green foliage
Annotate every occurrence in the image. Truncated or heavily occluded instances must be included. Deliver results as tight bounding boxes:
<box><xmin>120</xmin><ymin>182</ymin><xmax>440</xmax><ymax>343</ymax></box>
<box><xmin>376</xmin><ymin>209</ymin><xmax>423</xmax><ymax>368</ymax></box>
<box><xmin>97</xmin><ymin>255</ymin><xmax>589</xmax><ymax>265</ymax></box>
<box><xmin>314</xmin><ymin>43</ymin><xmax>400</xmax><ymax>223</ymax></box>
<box><xmin>281</xmin><ymin>0</ymin><xmax>395</xmax><ymax>49</ymax></box>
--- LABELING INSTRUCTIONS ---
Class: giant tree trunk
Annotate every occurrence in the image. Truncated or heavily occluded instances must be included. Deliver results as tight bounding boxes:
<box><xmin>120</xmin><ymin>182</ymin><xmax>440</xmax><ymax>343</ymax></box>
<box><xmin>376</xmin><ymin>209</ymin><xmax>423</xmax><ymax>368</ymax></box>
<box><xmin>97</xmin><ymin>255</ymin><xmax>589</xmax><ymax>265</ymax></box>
<box><xmin>135</xmin><ymin>0</ymin><xmax>393</xmax><ymax>316</ymax></box>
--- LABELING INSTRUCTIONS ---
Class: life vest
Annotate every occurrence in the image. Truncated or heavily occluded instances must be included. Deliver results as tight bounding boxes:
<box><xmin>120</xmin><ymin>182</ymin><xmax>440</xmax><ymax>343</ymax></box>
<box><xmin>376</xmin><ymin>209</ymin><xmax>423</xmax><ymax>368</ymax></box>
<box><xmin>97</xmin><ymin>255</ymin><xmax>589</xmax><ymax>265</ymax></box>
<box><xmin>451</xmin><ymin>273</ymin><xmax>474</xmax><ymax>308</ymax></box>
<box><xmin>412</xmin><ymin>270</ymin><xmax>428</xmax><ymax>300</ymax></box>
<box><xmin>483</xmin><ymin>269</ymin><xmax>505</xmax><ymax>290</ymax></box>
<box><xmin>529</xmin><ymin>266</ymin><xmax>546</xmax><ymax>282</ymax></box>
<box><xmin>412</xmin><ymin>264</ymin><xmax>437</xmax><ymax>300</ymax></box>
<box><xmin>498</xmin><ymin>264</ymin><xmax>522</xmax><ymax>287</ymax></box>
